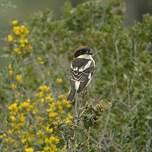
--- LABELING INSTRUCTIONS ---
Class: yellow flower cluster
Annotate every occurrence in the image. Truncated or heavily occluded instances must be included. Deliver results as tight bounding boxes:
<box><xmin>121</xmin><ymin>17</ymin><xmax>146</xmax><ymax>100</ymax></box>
<box><xmin>7</xmin><ymin>20</ymin><xmax>32</xmax><ymax>55</ymax></box>
<box><xmin>25</xmin><ymin>147</ymin><xmax>34</xmax><ymax>152</ymax></box>
<box><xmin>2</xmin><ymin>85</ymin><xmax>72</xmax><ymax>152</ymax></box>
<box><xmin>16</xmin><ymin>74</ymin><xmax>23</xmax><ymax>82</ymax></box>
<box><xmin>8</xmin><ymin>102</ymin><xmax>18</xmax><ymax>111</ymax></box>
<box><xmin>7</xmin><ymin>34</ymin><xmax>14</xmax><ymax>42</ymax></box>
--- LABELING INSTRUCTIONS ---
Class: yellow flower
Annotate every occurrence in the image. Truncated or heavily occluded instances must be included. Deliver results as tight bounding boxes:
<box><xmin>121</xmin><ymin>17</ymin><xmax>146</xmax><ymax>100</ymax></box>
<box><xmin>4</xmin><ymin>82</ymin><xmax>73</xmax><ymax>152</ymax></box>
<box><xmin>56</xmin><ymin>78</ymin><xmax>63</xmax><ymax>84</ymax></box>
<box><xmin>49</xmin><ymin>136</ymin><xmax>60</xmax><ymax>144</ymax></box>
<box><xmin>7</xmin><ymin>34</ymin><xmax>14</xmax><ymax>42</ymax></box>
<box><xmin>13</xmin><ymin>26</ymin><xmax>21</xmax><ymax>35</ymax></box>
<box><xmin>10</xmin><ymin>83</ymin><xmax>17</xmax><ymax>90</ymax></box>
<box><xmin>58</xmin><ymin>94</ymin><xmax>67</xmax><ymax>100</ymax></box>
<box><xmin>12</xmin><ymin>20</ymin><xmax>18</xmax><ymax>26</ymax></box>
<box><xmin>50</xmin><ymin>145</ymin><xmax>57</xmax><ymax>152</ymax></box>
<box><xmin>20</xmin><ymin>43</ymin><xmax>26</xmax><ymax>48</ymax></box>
<box><xmin>43</xmin><ymin>146</ymin><xmax>57</xmax><ymax>152</ymax></box>
<box><xmin>37</xmin><ymin>57</ymin><xmax>44</xmax><ymax>64</ymax></box>
<box><xmin>14</xmin><ymin>47</ymin><xmax>22</xmax><ymax>54</ymax></box>
<box><xmin>37</xmin><ymin>130</ymin><xmax>44</xmax><ymax>137</ymax></box>
<box><xmin>48</xmin><ymin>112</ymin><xmax>58</xmax><ymax>119</ymax></box>
<box><xmin>16</xmin><ymin>74</ymin><xmax>23</xmax><ymax>82</ymax></box>
<box><xmin>43</xmin><ymin>146</ymin><xmax>50</xmax><ymax>152</ymax></box>
<box><xmin>45</xmin><ymin>95</ymin><xmax>53</xmax><ymax>102</ymax></box>
<box><xmin>64</xmin><ymin>113</ymin><xmax>73</xmax><ymax>125</ymax></box>
<box><xmin>45</xmin><ymin>136</ymin><xmax>60</xmax><ymax>144</ymax></box>
<box><xmin>25</xmin><ymin>147</ymin><xmax>33</xmax><ymax>152</ymax></box>
<box><xmin>56</xmin><ymin>102</ymin><xmax>63</xmax><ymax>111</ymax></box>
<box><xmin>19</xmin><ymin>37</ymin><xmax>28</xmax><ymax>44</ymax></box>
<box><xmin>8</xmin><ymin>103</ymin><xmax>17</xmax><ymax>111</ymax></box>
<box><xmin>20</xmin><ymin>99</ymin><xmax>30</xmax><ymax>109</ymax></box>
<box><xmin>10</xmin><ymin>116</ymin><xmax>16</xmax><ymax>122</ymax></box>
<box><xmin>62</xmin><ymin>99</ymin><xmax>71</xmax><ymax>108</ymax></box>
<box><xmin>20</xmin><ymin>25</ymin><xmax>29</xmax><ymax>34</ymax></box>
<box><xmin>38</xmin><ymin>85</ymin><xmax>50</xmax><ymax>92</ymax></box>
<box><xmin>44</xmin><ymin>126</ymin><xmax>53</xmax><ymax>133</ymax></box>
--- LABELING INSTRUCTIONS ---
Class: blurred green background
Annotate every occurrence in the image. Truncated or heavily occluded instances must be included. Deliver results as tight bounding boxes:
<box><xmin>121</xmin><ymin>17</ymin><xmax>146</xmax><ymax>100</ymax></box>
<box><xmin>0</xmin><ymin>0</ymin><xmax>152</xmax><ymax>151</ymax></box>
<box><xmin>0</xmin><ymin>0</ymin><xmax>152</xmax><ymax>33</ymax></box>
<box><xmin>0</xmin><ymin>0</ymin><xmax>86</xmax><ymax>32</ymax></box>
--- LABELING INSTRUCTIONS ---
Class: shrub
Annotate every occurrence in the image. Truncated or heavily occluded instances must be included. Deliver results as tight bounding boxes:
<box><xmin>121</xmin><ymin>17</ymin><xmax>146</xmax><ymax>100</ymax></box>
<box><xmin>0</xmin><ymin>0</ymin><xmax>152</xmax><ymax>151</ymax></box>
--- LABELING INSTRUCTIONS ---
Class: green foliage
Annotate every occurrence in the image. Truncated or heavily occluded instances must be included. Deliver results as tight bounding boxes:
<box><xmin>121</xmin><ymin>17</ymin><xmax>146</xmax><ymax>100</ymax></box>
<box><xmin>0</xmin><ymin>0</ymin><xmax>16</xmax><ymax>8</ymax></box>
<box><xmin>1</xmin><ymin>0</ymin><xmax>152</xmax><ymax>151</ymax></box>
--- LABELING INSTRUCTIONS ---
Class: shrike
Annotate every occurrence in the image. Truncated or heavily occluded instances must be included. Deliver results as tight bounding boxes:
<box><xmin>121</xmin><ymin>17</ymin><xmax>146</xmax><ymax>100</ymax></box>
<box><xmin>67</xmin><ymin>46</ymin><xmax>95</xmax><ymax>101</ymax></box>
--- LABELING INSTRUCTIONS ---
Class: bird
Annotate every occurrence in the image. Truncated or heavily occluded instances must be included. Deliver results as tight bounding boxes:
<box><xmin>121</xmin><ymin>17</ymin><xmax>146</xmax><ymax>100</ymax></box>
<box><xmin>67</xmin><ymin>46</ymin><xmax>95</xmax><ymax>101</ymax></box>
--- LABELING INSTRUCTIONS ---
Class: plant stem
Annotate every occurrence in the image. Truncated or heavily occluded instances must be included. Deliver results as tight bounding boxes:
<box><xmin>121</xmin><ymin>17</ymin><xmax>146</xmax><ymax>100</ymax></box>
<box><xmin>71</xmin><ymin>93</ymin><xmax>79</xmax><ymax>152</ymax></box>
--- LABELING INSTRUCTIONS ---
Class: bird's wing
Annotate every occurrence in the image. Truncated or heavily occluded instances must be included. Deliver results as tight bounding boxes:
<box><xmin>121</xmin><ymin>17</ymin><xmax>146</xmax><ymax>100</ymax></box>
<box><xmin>70</xmin><ymin>58</ymin><xmax>95</xmax><ymax>81</ymax></box>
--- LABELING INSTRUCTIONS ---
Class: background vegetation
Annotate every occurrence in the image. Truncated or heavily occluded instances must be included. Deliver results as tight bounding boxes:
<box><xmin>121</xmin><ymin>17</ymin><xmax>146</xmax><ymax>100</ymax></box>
<box><xmin>0</xmin><ymin>0</ymin><xmax>152</xmax><ymax>151</ymax></box>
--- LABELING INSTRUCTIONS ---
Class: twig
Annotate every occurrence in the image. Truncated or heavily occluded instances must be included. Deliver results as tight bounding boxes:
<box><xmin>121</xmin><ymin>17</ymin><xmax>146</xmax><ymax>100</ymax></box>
<box><xmin>71</xmin><ymin>93</ymin><xmax>79</xmax><ymax>152</ymax></box>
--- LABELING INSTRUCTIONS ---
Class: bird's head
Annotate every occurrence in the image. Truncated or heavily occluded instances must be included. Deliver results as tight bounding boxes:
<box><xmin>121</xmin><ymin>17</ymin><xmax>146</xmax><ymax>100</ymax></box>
<box><xmin>74</xmin><ymin>46</ymin><xmax>92</xmax><ymax>58</ymax></box>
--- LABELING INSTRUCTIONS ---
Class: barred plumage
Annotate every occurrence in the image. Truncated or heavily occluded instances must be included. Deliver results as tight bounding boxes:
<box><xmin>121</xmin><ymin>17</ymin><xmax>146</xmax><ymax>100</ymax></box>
<box><xmin>67</xmin><ymin>46</ymin><xmax>95</xmax><ymax>101</ymax></box>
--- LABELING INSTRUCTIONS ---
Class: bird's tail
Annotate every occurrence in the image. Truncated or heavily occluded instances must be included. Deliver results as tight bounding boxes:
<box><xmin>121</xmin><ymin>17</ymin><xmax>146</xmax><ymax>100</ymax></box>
<box><xmin>67</xmin><ymin>89</ymin><xmax>76</xmax><ymax>101</ymax></box>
